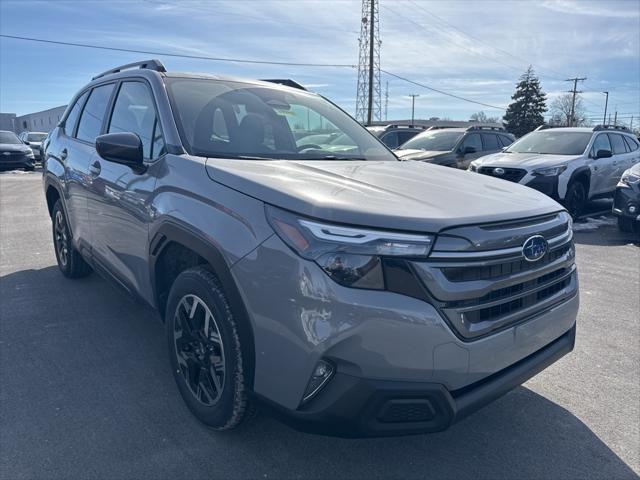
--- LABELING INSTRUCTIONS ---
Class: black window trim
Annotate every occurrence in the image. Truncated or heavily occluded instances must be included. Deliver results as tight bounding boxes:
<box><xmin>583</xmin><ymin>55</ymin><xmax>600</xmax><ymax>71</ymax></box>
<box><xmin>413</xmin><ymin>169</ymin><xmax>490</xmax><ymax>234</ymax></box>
<box><xmin>606</xmin><ymin>132</ymin><xmax>627</xmax><ymax>156</ymax></box>
<box><xmin>73</xmin><ymin>81</ymin><xmax>117</xmax><ymax>146</ymax></box>
<box><xmin>622</xmin><ymin>134</ymin><xmax>639</xmax><ymax>152</ymax></box>
<box><xmin>105</xmin><ymin>78</ymin><xmax>167</xmax><ymax>164</ymax></box>
<box><xmin>61</xmin><ymin>89</ymin><xmax>91</xmax><ymax>139</ymax></box>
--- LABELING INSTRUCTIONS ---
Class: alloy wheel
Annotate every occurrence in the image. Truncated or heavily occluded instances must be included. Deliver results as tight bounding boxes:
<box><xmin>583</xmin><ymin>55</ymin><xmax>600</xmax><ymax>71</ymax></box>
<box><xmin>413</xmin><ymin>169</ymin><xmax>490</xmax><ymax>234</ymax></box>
<box><xmin>54</xmin><ymin>210</ymin><xmax>69</xmax><ymax>267</ymax></box>
<box><xmin>173</xmin><ymin>294</ymin><xmax>226</xmax><ymax>406</ymax></box>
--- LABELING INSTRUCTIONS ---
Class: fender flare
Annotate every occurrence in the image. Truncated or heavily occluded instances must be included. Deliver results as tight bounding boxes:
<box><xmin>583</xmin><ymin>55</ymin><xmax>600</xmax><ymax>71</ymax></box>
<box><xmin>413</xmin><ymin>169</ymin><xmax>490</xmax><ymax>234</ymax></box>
<box><xmin>566</xmin><ymin>166</ymin><xmax>591</xmax><ymax>199</ymax></box>
<box><xmin>149</xmin><ymin>220</ymin><xmax>256</xmax><ymax>386</ymax></box>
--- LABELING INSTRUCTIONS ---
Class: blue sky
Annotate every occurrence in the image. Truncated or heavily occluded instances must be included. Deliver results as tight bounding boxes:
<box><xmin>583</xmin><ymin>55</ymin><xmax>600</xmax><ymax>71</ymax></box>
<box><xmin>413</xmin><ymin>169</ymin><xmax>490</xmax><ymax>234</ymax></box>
<box><xmin>1</xmin><ymin>0</ymin><xmax>639</xmax><ymax>125</ymax></box>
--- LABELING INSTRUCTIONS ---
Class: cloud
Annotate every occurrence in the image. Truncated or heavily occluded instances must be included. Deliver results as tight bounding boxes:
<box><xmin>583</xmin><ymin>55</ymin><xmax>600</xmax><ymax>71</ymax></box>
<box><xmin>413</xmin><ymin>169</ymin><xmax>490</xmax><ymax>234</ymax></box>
<box><xmin>541</xmin><ymin>0</ymin><xmax>640</xmax><ymax>18</ymax></box>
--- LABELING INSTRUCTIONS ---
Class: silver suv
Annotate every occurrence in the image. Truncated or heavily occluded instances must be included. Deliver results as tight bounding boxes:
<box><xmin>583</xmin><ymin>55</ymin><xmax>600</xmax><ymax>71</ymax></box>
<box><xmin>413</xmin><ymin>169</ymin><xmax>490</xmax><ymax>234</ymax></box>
<box><xmin>43</xmin><ymin>60</ymin><xmax>578</xmax><ymax>437</ymax></box>
<box><xmin>469</xmin><ymin>125</ymin><xmax>640</xmax><ymax>218</ymax></box>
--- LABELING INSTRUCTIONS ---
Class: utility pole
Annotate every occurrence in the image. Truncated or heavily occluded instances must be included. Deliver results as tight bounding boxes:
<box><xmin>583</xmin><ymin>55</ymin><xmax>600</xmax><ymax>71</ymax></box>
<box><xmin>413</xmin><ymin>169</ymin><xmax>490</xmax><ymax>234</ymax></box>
<box><xmin>565</xmin><ymin>76</ymin><xmax>586</xmax><ymax>126</ymax></box>
<box><xmin>614</xmin><ymin>110</ymin><xmax>617</xmax><ymax>126</ymax></box>
<box><xmin>630</xmin><ymin>116</ymin><xmax>634</xmax><ymax>131</ymax></box>
<box><xmin>608</xmin><ymin>113</ymin><xmax>612</xmax><ymax>124</ymax></box>
<box><xmin>355</xmin><ymin>0</ymin><xmax>381</xmax><ymax>124</ymax></box>
<box><xmin>409</xmin><ymin>94</ymin><xmax>419</xmax><ymax>124</ymax></box>
<box><xmin>602</xmin><ymin>91</ymin><xmax>609</xmax><ymax>125</ymax></box>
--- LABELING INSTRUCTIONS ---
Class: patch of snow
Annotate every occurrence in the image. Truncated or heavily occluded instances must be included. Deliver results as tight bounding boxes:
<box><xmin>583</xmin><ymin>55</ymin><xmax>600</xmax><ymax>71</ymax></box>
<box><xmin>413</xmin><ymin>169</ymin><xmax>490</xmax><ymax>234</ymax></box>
<box><xmin>572</xmin><ymin>215</ymin><xmax>617</xmax><ymax>232</ymax></box>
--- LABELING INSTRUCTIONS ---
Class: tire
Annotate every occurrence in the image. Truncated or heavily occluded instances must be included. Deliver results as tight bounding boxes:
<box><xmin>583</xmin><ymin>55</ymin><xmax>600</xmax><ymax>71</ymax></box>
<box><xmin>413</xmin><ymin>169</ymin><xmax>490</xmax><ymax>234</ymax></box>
<box><xmin>563</xmin><ymin>181</ymin><xmax>587</xmax><ymax>219</ymax></box>
<box><xmin>52</xmin><ymin>200</ymin><xmax>92</xmax><ymax>278</ymax></box>
<box><xmin>166</xmin><ymin>266</ymin><xmax>254</xmax><ymax>430</ymax></box>
<box><xmin>24</xmin><ymin>165</ymin><xmax>35</xmax><ymax>172</ymax></box>
<box><xmin>617</xmin><ymin>216</ymin><xmax>636</xmax><ymax>233</ymax></box>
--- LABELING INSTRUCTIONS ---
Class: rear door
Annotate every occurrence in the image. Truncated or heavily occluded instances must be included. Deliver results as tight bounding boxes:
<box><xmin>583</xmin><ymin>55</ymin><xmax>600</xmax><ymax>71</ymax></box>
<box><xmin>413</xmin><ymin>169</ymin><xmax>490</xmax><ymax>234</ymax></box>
<box><xmin>607</xmin><ymin>133</ymin><xmax>631</xmax><ymax>192</ymax></box>
<box><xmin>87</xmin><ymin>80</ymin><xmax>165</xmax><ymax>299</ymax></box>
<box><xmin>589</xmin><ymin>133</ymin><xmax>614</xmax><ymax>195</ymax></box>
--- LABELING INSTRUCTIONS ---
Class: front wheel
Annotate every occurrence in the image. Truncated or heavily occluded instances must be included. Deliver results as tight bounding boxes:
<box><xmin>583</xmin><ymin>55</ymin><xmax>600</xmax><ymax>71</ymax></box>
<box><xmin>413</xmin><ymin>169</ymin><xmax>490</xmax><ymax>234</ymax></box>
<box><xmin>166</xmin><ymin>266</ymin><xmax>254</xmax><ymax>430</ymax></box>
<box><xmin>617</xmin><ymin>216</ymin><xmax>637</xmax><ymax>233</ymax></box>
<box><xmin>51</xmin><ymin>200</ymin><xmax>92</xmax><ymax>278</ymax></box>
<box><xmin>563</xmin><ymin>181</ymin><xmax>587</xmax><ymax>219</ymax></box>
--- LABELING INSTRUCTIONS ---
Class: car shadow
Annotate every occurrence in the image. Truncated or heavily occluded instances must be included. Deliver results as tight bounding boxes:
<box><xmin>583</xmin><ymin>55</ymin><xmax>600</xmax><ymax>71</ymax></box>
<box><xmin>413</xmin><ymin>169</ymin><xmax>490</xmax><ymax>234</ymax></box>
<box><xmin>1</xmin><ymin>266</ymin><xmax>638</xmax><ymax>480</ymax></box>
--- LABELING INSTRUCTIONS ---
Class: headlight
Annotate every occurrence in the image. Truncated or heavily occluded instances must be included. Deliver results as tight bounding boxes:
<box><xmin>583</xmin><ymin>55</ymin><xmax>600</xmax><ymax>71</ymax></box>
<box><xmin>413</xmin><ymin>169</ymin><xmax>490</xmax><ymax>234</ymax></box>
<box><xmin>265</xmin><ymin>205</ymin><xmax>434</xmax><ymax>289</ymax></box>
<box><xmin>468</xmin><ymin>162</ymin><xmax>478</xmax><ymax>172</ymax></box>
<box><xmin>621</xmin><ymin>172</ymin><xmax>640</xmax><ymax>186</ymax></box>
<box><xmin>532</xmin><ymin>165</ymin><xmax>567</xmax><ymax>176</ymax></box>
<box><xmin>25</xmin><ymin>150</ymin><xmax>34</xmax><ymax>158</ymax></box>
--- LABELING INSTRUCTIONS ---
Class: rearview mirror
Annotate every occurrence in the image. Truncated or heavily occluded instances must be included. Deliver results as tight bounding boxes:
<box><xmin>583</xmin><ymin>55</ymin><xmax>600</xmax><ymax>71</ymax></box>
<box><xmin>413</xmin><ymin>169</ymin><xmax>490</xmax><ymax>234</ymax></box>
<box><xmin>95</xmin><ymin>132</ymin><xmax>145</xmax><ymax>172</ymax></box>
<box><xmin>594</xmin><ymin>149</ymin><xmax>612</xmax><ymax>159</ymax></box>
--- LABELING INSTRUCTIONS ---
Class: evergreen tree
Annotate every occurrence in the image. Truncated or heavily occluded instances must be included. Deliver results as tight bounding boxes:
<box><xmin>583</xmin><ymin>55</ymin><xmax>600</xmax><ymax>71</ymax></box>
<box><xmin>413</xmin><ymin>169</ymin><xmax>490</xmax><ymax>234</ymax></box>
<box><xmin>503</xmin><ymin>66</ymin><xmax>547</xmax><ymax>137</ymax></box>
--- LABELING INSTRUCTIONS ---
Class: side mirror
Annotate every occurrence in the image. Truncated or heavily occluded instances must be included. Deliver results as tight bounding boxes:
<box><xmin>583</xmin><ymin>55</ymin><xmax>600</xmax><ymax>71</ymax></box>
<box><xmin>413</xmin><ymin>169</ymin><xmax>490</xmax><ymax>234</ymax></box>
<box><xmin>95</xmin><ymin>132</ymin><xmax>145</xmax><ymax>172</ymax></box>
<box><xmin>594</xmin><ymin>149</ymin><xmax>612</xmax><ymax>159</ymax></box>
<box><xmin>463</xmin><ymin>146</ymin><xmax>477</xmax><ymax>155</ymax></box>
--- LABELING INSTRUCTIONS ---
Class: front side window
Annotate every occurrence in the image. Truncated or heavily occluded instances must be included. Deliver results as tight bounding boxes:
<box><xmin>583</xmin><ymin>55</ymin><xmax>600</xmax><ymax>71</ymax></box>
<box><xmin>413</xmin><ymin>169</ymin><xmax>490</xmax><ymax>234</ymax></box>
<box><xmin>63</xmin><ymin>91</ymin><xmax>88</xmax><ymax>137</ymax></box>
<box><xmin>591</xmin><ymin>134</ymin><xmax>611</xmax><ymax>156</ymax></box>
<box><xmin>608</xmin><ymin>133</ymin><xmax>627</xmax><ymax>155</ymax></box>
<box><xmin>461</xmin><ymin>133</ymin><xmax>482</xmax><ymax>152</ymax></box>
<box><xmin>499</xmin><ymin>135</ymin><xmax>514</xmax><ymax>147</ymax></box>
<box><xmin>108</xmin><ymin>81</ymin><xmax>165</xmax><ymax>159</ymax></box>
<box><xmin>380</xmin><ymin>131</ymin><xmax>399</xmax><ymax>148</ymax></box>
<box><xmin>165</xmin><ymin>78</ymin><xmax>396</xmax><ymax>161</ymax></box>
<box><xmin>401</xmin><ymin>130</ymin><xmax>463</xmax><ymax>151</ymax></box>
<box><xmin>76</xmin><ymin>84</ymin><xmax>115</xmax><ymax>143</ymax></box>
<box><xmin>506</xmin><ymin>131</ymin><xmax>592</xmax><ymax>155</ymax></box>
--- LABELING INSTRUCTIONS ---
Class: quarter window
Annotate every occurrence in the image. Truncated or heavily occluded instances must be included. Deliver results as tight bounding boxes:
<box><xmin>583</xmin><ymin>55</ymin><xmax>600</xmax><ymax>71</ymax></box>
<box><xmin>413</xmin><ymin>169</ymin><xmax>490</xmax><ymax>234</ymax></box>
<box><xmin>108</xmin><ymin>82</ymin><xmax>165</xmax><ymax>159</ymax></box>
<box><xmin>380</xmin><ymin>132</ymin><xmax>399</xmax><ymax>148</ymax></box>
<box><xmin>623</xmin><ymin>135</ymin><xmax>639</xmax><ymax>152</ymax></box>
<box><xmin>591</xmin><ymin>134</ymin><xmax>611</xmax><ymax>156</ymax></box>
<box><xmin>76</xmin><ymin>84</ymin><xmax>115</xmax><ymax>143</ymax></box>
<box><xmin>607</xmin><ymin>133</ymin><xmax>627</xmax><ymax>155</ymax></box>
<box><xmin>498</xmin><ymin>135</ymin><xmax>513</xmax><ymax>147</ymax></box>
<box><xmin>63</xmin><ymin>91</ymin><xmax>88</xmax><ymax>137</ymax></box>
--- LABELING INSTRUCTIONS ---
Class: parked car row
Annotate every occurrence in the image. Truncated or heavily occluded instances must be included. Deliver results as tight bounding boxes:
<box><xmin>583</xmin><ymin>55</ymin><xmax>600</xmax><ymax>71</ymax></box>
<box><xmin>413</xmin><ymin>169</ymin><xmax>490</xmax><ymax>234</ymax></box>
<box><xmin>0</xmin><ymin>130</ymin><xmax>36</xmax><ymax>170</ymax></box>
<box><xmin>18</xmin><ymin>130</ymin><xmax>48</xmax><ymax>161</ymax></box>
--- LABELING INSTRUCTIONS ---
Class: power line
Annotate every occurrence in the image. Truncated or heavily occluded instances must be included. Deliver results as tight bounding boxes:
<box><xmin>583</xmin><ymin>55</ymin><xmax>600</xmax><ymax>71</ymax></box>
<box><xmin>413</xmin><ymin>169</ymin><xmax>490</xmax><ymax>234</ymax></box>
<box><xmin>381</xmin><ymin>70</ymin><xmax>506</xmax><ymax>110</ymax></box>
<box><xmin>0</xmin><ymin>34</ymin><xmax>357</xmax><ymax>68</ymax></box>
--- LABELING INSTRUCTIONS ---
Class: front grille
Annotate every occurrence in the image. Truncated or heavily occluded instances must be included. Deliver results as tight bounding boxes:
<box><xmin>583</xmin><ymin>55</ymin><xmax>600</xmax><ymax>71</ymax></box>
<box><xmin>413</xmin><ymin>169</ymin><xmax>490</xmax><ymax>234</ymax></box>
<box><xmin>411</xmin><ymin>213</ymin><xmax>577</xmax><ymax>340</ymax></box>
<box><xmin>478</xmin><ymin>166</ymin><xmax>527</xmax><ymax>183</ymax></box>
<box><xmin>442</xmin><ymin>243</ymin><xmax>572</xmax><ymax>282</ymax></box>
<box><xmin>377</xmin><ymin>400</ymin><xmax>435</xmax><ymax>423</ymax></box>
<box><xmin>0</xmin><ymin>152</ymin><xmax>28</xmax><ymax>163</ymax></box>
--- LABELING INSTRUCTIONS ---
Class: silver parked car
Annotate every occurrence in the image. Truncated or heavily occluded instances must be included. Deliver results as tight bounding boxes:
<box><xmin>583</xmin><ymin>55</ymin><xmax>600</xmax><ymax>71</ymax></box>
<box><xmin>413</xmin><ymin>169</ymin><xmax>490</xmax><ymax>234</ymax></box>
<box><xmin>19</xmin><ymin>131</ymin><xmax>48</xmax><ymax>161</ymax></box>
<box><xmin>43</xmin><ymin>60</ymin><xmax>578</xmax><ymax>437</ymax></box>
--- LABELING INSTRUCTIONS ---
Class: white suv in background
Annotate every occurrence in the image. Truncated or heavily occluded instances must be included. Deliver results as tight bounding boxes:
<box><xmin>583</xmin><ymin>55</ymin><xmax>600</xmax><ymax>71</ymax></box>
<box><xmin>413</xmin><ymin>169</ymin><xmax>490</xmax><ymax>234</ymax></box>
<box><xmin>469</xmin><ymin>125</ymin><xmax>640</xmax><ymax>218</ymax></box>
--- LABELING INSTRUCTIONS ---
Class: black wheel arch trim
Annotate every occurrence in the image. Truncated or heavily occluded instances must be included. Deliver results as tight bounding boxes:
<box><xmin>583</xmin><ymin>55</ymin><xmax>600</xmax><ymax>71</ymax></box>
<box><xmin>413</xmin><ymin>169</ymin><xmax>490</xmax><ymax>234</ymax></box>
<box><xmin>149</xmin><ymin>220</ymin><xmax>256</xmax><ymax>387</ymax></box>
<box><xmin>567</xmin><ymin>166</ymin><xmax>591</xmax><ymax>196</ymax></box>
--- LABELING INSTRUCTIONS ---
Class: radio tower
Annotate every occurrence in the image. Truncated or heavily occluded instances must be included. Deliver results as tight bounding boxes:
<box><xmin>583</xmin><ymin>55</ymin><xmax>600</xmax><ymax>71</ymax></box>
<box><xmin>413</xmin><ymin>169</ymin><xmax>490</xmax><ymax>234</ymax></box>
<box><xmin>355</xmin><ymin>0</ymin><xmax>382</xmax><ymax>125</ymax></box>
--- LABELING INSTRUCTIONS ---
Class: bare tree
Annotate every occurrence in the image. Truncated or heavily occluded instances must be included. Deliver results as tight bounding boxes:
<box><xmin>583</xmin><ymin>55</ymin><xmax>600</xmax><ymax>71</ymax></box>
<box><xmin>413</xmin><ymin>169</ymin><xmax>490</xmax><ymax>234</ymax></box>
<box><xmin>550</xmin><ymin>94</ymin><xmax>589</xmax><ymax>126</ymax></box>
<box><xmin>470</xmin><ymin>111</ymin><xmax>500</xmax><ymax>123</ymax></box>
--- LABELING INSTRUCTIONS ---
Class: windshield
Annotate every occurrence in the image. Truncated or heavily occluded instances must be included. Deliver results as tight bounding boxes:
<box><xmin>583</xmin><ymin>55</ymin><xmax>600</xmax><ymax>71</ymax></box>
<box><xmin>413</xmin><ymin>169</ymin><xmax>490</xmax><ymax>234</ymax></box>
<box><xmin>506</xmin><ymin>131</ymin><xmax>592</xmax><ymax>155</ymax></box>
<box><xmin>0</xmin><ymin>131</ymin><xmax>21</xmax><ymax>144</ymax></box>
<box><xmin>400</xmin><ymin>130</ymin><xmax>463</xmax><ymax>151</ymax></box>
<box><xmin>27</xmin><ymin>133</ymin><xmax>47</xmax><ymax>142</ymax></box>
<box><xmin>165</xmin><ymin>78</ymin><xmax>396</xmax><ymax>161</ymax></box>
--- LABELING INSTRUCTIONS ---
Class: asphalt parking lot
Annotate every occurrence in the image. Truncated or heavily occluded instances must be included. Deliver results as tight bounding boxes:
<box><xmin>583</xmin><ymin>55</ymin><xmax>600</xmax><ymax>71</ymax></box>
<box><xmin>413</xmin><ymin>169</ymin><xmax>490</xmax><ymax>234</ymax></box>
<box><xmin>1</xmin><ymin>169</ymin><xmax>638</xmax><ymax>480</ymax></box>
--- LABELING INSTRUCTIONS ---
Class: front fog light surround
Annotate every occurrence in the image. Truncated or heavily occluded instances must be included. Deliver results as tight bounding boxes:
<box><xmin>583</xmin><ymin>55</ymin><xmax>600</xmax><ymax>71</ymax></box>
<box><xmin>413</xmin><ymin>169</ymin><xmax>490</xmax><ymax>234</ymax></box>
<box><xmin>266</xmin><ymin>205</ymin><xmax>434</xmax><ymax>290</ymax></box>
<box><xmin>302</xmin><ymin>360</ymin><xmax>334</xmax><ymax>404</ymax></box>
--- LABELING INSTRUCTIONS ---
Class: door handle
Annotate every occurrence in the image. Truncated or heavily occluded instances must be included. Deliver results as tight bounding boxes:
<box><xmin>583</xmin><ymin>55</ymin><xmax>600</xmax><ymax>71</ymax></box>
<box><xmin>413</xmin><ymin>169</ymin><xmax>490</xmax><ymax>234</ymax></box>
<box><xmin>59</xmin><ymin>148</ymin><xmax>68</xmax><ymax>160</ymax></box>
<box><xmin>89</xmin><ymin>160</ymin><xmax>101</xmax><ymax>176</ymax></box>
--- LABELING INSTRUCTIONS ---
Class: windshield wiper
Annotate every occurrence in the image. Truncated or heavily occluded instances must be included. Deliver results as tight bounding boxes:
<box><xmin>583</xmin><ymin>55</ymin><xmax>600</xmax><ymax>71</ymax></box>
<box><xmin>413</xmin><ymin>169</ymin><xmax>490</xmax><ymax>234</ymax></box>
<box><xmin>193</xmin><ymin>151</ymin><xmax>280</xmax><ymax>161</ymax></box>
<box><xmin>305</xmin><ymin>155</ymin><xmax>367</xmax><ymax>161</ymax></box>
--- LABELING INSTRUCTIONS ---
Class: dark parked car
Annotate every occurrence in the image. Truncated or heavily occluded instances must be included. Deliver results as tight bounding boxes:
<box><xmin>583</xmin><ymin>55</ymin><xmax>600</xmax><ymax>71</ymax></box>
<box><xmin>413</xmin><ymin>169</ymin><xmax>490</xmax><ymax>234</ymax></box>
<box><xmin>0</xmin><ymin>130</ymin><xmax>36</xmax><ymax>171</ymax></box>
<box><xmin>44</xmin><ymin>60</ymin><xmax>577</xmax><ymax>437</ymax></box>
<box><xmin>613</xmin><ymin>162</ymin><xmax>640</xmax><ymax>232</ymax></box>
<box><xmin>366</xmin><ymin>124</ymin><xmax>426</xmax><ymax>149</ymax></box>
<box><xmin>395</xmin><ymin>126</ymin><xmax>514</xmax><ymax>169</ymax></box>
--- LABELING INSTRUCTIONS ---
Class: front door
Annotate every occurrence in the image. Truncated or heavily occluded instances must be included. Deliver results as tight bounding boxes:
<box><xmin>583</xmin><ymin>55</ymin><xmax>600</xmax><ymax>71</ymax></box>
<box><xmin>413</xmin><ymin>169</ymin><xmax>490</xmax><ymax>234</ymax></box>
<box><xmin>87</xmin><ymin>80</ymin><xmax>165</xmax><ymax>300</ymax></box>
<box><xmin>456</xmin><ymin>133</ymin><xmax>483</xmax><ymax>169</ymax></box>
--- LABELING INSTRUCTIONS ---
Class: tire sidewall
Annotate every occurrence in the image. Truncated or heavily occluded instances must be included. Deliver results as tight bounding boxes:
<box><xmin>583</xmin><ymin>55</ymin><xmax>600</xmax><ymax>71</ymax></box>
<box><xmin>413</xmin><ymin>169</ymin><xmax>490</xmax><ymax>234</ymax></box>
<box><xmin>565</xmin><ymin>181</ymin><xmax>586</xmax><ymax>218</ymax></box>
<box><xmin>52</xmin><ymin>201</ymin><xmax>72</xmax><ymax>276</ymax></box>
<box><xmin>165</xmin><ymin>269</ymin><xmax>246</xmax><ymax>428</ymax></box>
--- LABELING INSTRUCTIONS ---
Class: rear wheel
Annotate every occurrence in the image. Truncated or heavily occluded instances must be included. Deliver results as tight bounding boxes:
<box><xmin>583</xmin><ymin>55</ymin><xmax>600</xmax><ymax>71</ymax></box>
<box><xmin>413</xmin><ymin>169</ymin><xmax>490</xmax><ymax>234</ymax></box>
<box><xmin>52</xmin><ymin>200</ymin><xmax>92</xmax><ymax>278</ymax></box>
<box><xmin>166</xmin><ymin>266</ymin><xmax>254</xmax><ymax>430</ymax></box>
<box><xmin>564</xmin><ymin>181</ymin><xmax>586</xmax><ymax>219</ymax></box>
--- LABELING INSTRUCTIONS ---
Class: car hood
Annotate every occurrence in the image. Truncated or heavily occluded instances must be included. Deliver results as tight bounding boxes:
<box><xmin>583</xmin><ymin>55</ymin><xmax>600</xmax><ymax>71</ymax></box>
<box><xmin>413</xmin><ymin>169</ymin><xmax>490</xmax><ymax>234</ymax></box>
<box><xmin>204</xmin><ymin>158</ymin><xmax>562</xmax><ymax>232</ymax></box>
<box><xmin>394</xmin><ymin>149</ymin><xmax>445</xmax><ymax>160</ymax></box>
<box><xmin>475</xmin><ymin>152</ymin><xmax>581</xmax><ymax>169</ymax></box>
<box><xmin>0</xmin><ymin>143</ymin><xmax>31</xmax><ymax>153</ymax></box>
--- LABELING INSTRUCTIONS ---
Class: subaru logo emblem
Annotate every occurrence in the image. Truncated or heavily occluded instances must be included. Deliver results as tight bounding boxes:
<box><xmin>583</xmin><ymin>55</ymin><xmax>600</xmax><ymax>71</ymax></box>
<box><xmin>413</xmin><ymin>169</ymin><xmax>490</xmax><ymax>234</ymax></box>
<box><xmin>522</xmin><ymin>235</ymin><xmax>548</xmax><ymax>262</ymax></box>
<box><xmin>493</xmin><ymin>167</ymin><xmax>505</xmax><ymax>175</ymax></box>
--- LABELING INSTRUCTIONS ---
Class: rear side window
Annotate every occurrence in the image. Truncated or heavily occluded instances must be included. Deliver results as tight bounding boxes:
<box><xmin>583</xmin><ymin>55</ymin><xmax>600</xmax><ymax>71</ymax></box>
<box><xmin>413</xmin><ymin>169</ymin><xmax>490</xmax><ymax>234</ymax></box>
<box><xmin>623</xmin><ymin>135</ymin><xmax>639</xmax><ymax>152</ymax></box>
<box><xmin>397</xmin><ymin>130</ymin><xmax>418</xmax><ymax>146</ymax></box>
<box><xmin>481</xmin><ymin>133</ymin><xmax>500</xmax><ymax>150</ymax></box>
<box><xmin>498</xmin><ymin>135</ymin><xmax>513</xmax><ymax>147</ymax></box>
<box><xmin>108</xmin><ymin>81</ymin><xmax>165</xmax><ymax>159</ymax></box>
<box><xmin>76</xmin><ymin>83</ymin><xmax>115</xmax><ymax>143</ymax></box>
<box><xmin>381</xmin><ymin>132</ymin><xmax>399</xmax><ymax>148</ymax></box>
<box><xmin>608</xmin><ymin>134</ymin><xmax>627</xmax><ymax>155</ymax></box>
<box><xmin>63</xmin><ymin>91</ymin><xmax>88</xmax><ymax>137</ymax></box>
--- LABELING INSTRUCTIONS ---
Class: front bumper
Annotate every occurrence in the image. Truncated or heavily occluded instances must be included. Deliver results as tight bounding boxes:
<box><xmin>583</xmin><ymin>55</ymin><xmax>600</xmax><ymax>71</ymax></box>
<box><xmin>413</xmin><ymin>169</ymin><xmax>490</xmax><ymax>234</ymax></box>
<box><xmin>612</xmin><ymin>186</ymin><xmax>640</xmax><ymax>221</ymax></box>
<box><xmin>259</xmin><ymin>324</ymin><xmax>576</xmax><ymax>437</ymax></box>
<box><xmin>525</xmin><ymin>175</ymin><xmax>560</xmax><ymax>201</ymax></box>
<box><xmin>0</xmin><ymin>153</ymin><xmax>35</xmax><ymax>169</ymax></box>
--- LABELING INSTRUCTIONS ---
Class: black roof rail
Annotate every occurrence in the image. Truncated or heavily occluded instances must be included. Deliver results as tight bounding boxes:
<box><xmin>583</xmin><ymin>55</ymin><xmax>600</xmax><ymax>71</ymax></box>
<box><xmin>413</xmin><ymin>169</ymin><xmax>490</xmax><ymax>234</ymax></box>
<box><xmin>92</xmin><ymin>59</ymin><xmax>166</xmax><ymax>80</ymax></box>
<box><xmin>425</xmin><ymin>125</ymin><xmax>457</xmax><ymax>130</ymax></box>
<box><xmin>261</xmin><ymin>79</ymin><xmax>307</xmax><ymax>91</ymax></box>
<box><xmin>466</xmin><ymin>125</ymin><xmax>505</xmax><ymax>132</ymax></box>
<box><xmin>593</xmin><ymin>124</ymin><xmax>632</xmax><ymax>133</ymax></box>
<box><xmin>384</xmin><ymin>124</ymin><xmax>427</xmax><ymax>130</ymax></box>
